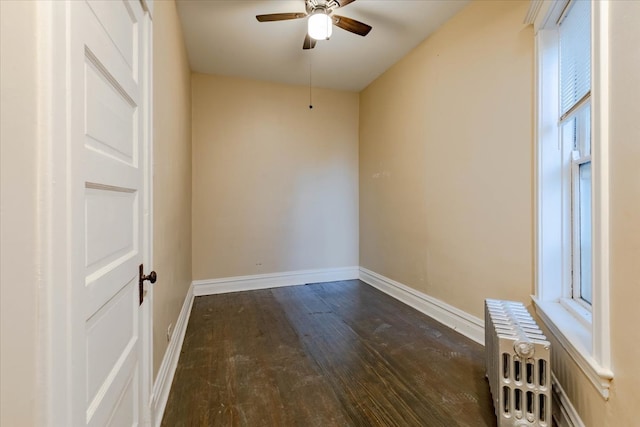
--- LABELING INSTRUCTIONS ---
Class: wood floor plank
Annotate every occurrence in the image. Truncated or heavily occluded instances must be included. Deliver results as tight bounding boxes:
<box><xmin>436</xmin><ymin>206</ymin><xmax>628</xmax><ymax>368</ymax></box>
<box><xmin>161</xmin><ymin>280</ymin><xmax>497</xmax><ymax>427</ymax></box>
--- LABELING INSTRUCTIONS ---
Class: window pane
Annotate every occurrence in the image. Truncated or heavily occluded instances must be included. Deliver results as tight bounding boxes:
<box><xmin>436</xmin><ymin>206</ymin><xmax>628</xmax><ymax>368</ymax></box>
<box><xmin>560</xmin><ymin>0</ymin><xmax>591</xmax><ymax>115</ymax></box>
<box><xmin>580</xmin><ymin>105</ymin><xmax>591</xmax><ymax>156</ymax></box>
<box><xmin>561</xmin><ymin>116</ymin><xmax>576</xmax><ymax>152</ymax></box>
<box><xmin>579</xmin><ymin>161</ymin><xmax>592</xmax><ymax>304</ymax></box>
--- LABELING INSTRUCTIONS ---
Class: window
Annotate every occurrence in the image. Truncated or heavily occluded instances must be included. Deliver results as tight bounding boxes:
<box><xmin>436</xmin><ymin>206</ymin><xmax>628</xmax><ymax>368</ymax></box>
<box><xmin>559</xmin><ymin>0</ymin><xmax>592</xmax><ymax>307</ymax></box>
<box><xmin>528</xmin><ymin>0</ymin><xmax>612</xmax><ymax>399</ymax></box>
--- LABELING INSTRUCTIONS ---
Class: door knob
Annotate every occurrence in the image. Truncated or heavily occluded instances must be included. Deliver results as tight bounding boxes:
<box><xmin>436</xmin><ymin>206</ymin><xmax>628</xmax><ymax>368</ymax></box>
<box><xmin>139</xmin><ymin>264</ymin><xmax>157</xmax><ymax>305</ymax></box>
<box><xmin>142</xmin><ymin>270</ymin><xmax>157</xmax><ymax>284</ymax></box>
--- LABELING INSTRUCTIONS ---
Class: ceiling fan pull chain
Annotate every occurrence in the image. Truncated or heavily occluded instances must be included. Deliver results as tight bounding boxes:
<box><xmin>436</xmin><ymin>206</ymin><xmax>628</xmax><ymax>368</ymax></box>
<box><xmin>309</xmin><ymin>51</ymin><xmax>313</xmax><ymax>109</ymax></box>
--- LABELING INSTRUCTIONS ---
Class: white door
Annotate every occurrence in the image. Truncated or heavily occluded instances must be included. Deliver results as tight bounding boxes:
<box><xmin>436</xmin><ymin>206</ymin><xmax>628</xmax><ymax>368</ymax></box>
<box><xmin>69</xmin><ymin>0</ymin><xmax>151</xmax><ymax>425</ymax></box>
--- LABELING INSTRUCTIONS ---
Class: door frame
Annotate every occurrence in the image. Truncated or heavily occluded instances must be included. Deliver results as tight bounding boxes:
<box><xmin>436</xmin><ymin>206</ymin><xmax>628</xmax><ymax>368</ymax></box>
<box><xmin>35</xmin><ymin>1</ymin><xmax>154</xmax><ymax>425</ymax></box>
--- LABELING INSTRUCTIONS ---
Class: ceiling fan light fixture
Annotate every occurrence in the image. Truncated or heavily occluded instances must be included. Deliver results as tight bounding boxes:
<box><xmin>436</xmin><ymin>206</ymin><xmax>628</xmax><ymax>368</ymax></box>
<box><xmin>308</xmin><ymin>11</ymin><xmax>332</xmax><ymax>40</ymax></box>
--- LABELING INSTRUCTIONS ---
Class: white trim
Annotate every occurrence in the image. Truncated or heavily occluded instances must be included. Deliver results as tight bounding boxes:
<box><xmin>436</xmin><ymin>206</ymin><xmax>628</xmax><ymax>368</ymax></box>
<box><xmin>140</xmin><ymin>0</ymin><xmax>153</xmax><ymax>18</ymax></box>
<box><xmin>532</xmin><ymin>297</ymin><xmax>612</xmax><ymax>399</ymax></box>
<box><xmin>140</xmin><ymin>6</ymin><xmax>154</xmax><ymax>425</ymax></box>
<box><xmin>551</xmin><ymin>373</ymin><xmax>586</xmax><ymax>427</ymax></box>
<box><xmin>358</xmin><ymin>268</ymin><xmax>484</xmax><ymax>345</ymax></box>
<box><xmin>590</xmin><ymin>0</ymin><xmax>611</xmax><ymax>377</ymax></box>
<box><xmin>192</xmin><ymin>266</ymin><xmax>360</xmax><ymax>296</ymax></box>
<box><xmin>37</xmin><ymin>1</ymin><xmax>73</xmax><ymax>424</ymax></box>
<box><xmin>524</xmin><ymin>0</ymin><xmax>544</xmax><ymax>25</ymax></box>
<box><xmin>558</xmin><ymin>298</ymin><xmax>591</xmax><ymax>329</ymax></box>
<box><xmin>151</xmin><ymin>283</ymin><xmax>195</xmax><ymax>427</ymax></box>
<box><xmin>525</xmin><ymin>0</ymin><xmax>567</xmax><ymax>33</ymax></box>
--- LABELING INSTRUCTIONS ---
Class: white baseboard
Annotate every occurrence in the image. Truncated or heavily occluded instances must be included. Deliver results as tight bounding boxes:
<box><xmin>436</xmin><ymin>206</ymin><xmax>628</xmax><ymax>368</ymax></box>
<box><xmin>150</xmin><ymin>283</ymin><xmax>195</xmax><ymax>427</ymax></box>
<box><xmin>552</xmin><ymin>373</ymin><xmax>586</xmax><ymax>427</ymax></box>
<box><xmin>192</xmin><ymin>266</ymin><xmax>360</xmax><ymax>296</ymax></box>
<box><xmin>358</xmin><ymin>267</ymin><xmax>485</xmax><ymax>345</ymax></box>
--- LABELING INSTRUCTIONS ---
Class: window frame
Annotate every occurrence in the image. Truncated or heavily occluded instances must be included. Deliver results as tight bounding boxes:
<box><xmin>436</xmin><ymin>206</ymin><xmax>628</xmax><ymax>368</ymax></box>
<box><xmin>528</xmin><ymin>0</ymin><xmax>613</xmax><ymax>399</ymax></box>
<box><xmin>566</xmin><ymin>102</ymin><xmax>592</xmax><ymax>307</ymax></box>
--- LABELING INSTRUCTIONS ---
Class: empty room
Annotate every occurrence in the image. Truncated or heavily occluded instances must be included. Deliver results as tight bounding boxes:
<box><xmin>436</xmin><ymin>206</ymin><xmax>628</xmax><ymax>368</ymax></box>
<box><xmin>1</xmin><ymin>0</ymin><xmax>639</xmax><ymax>426</ymax></box>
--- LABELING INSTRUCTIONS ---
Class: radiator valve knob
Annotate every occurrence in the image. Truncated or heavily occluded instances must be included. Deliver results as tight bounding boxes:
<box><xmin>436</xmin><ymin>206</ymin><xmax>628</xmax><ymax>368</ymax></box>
<box><xmin>514</xmin><ymin>340</ymin><xmax>535</xmax><ymax>358</ymax></box>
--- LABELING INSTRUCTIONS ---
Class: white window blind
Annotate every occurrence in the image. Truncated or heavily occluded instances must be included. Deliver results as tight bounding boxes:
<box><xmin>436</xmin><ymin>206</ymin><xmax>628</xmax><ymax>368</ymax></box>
<box><xmin>559</xmin><ymin>0</ymin><xmax>591</xmax><ymax>116</ymax></box>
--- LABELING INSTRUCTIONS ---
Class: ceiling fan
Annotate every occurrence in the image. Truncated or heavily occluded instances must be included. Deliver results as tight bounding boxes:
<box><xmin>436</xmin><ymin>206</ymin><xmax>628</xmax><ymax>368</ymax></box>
<box><xmin>256</xmin><ymin>0</ymin><xmax>372</xmax><ymax>50</ymax></box>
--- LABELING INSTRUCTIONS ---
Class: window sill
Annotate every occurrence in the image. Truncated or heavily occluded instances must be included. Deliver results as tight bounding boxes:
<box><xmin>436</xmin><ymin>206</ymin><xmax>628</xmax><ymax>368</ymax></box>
<box><xmin>531</xmin><ymin>296</ymin><xmax>613</xmax><ymax>400</ymax></box>
<box><xmin>558</xmin><ymin>298</ymin><xmax>591</xmax><ymax>329</ymax></box>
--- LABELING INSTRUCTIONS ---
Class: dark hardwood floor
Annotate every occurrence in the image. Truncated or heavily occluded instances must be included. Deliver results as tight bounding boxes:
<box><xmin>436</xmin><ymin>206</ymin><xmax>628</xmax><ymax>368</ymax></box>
<box><xmin>161</xmin><ymin>280</ymin><xmax>497</xmax><ymax>427</ymax></box>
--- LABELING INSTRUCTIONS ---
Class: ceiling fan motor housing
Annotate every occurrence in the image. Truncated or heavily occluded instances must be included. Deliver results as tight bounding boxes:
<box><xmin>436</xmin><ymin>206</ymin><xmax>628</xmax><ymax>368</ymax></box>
<box><xmin>306</xmin><ymin>0</ymin><xmax>340</xmax><ymax>15</ymax></box>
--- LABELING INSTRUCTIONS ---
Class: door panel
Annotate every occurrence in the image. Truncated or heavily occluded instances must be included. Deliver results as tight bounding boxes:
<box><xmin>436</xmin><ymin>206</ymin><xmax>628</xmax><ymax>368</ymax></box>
<box><xmin>71</xmin><ymin>1</ymin><xmax>146</xmax><ymax>425</ymax></box>
<box><xmin>85</xmin><ymin>187</ymin><xmax>136</xmax><ymax>271</ymax></box>
<box><xmin>85</xmin><ymin>0</ymin><xmax>138</xmax><ymax>71</ymax></box>
<box><xmin>86</xmin><ymin>283</ymin><xmax>137</xmax><ymax>407</ymax></box>
<box><xmin>105</xmin><ymin>373</ymin><xmax>138</xmax><ymax>427</ymax></box>
<box><xmin>85</xmin><ymin>62</ymin><xmax>137</xmax><ymax>164</ymax></box>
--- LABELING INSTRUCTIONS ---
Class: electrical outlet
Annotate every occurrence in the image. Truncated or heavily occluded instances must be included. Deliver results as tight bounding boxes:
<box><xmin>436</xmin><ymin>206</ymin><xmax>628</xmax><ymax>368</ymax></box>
<box><xmin>167</xmin><ymin>323</ymin><xmax>173</xmax><ymax>342</ymax></box>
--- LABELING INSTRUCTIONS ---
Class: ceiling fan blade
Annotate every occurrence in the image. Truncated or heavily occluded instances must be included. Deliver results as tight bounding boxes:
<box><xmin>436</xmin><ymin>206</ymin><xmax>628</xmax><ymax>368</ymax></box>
<box><xmin>336</xmin><ymin>0</ymin><xmax>357</xmax><ymax>8</ymax></box>
<box><xmin>303</xmin><ymin>34</ymin><xmax>317</xmax><ymax>50</ymax></box>
<box><xmin>332</xmin><ymin>15</ymin><xmax>372</xmax><ymax>36</ymax></box>
<box><xmin>256</xmin><ymin>12</ymin><xmax>306</xmax><ymax>22</ymax></box>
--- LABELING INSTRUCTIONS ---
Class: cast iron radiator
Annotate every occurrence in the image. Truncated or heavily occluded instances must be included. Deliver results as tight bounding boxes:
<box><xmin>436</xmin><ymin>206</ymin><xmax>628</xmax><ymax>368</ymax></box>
<box><xmin>485</xmin><ymin>299</ymin><xmax>551</xmax><ymax>426</ymax></box>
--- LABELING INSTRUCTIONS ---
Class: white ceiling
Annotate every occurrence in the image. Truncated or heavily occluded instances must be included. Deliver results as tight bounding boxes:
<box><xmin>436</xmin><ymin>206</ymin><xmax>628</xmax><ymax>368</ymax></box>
<box><xmin>176</xmin><ymin>0</ymin><xmax>470</xmax><ymax>92</ymax></box>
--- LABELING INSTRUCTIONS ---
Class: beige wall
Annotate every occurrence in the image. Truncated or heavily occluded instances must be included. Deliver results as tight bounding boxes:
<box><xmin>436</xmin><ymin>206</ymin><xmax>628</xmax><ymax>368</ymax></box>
<box><xmin>359</xmin><ymin>0</ymin><xmax>533</xmax><ymax>319</ymax></box>
<box><xmin>152</xmin><ymin>0</ymin><xmax>193</xmax><ymax>378</ymax></box>
<box><xmin>192</xmin><ymin>74</ymin><xmax>359</xmax><ymax>280</ymax></box>
<box><xmin>0</xmin><ymin>1</ymin><xmax>39</xmax><ymax>426</ymax></box>
<box><xmin>549</xmin><ymin>1</ymin><xmax>640</xmax><ymax>425</ymax></box>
